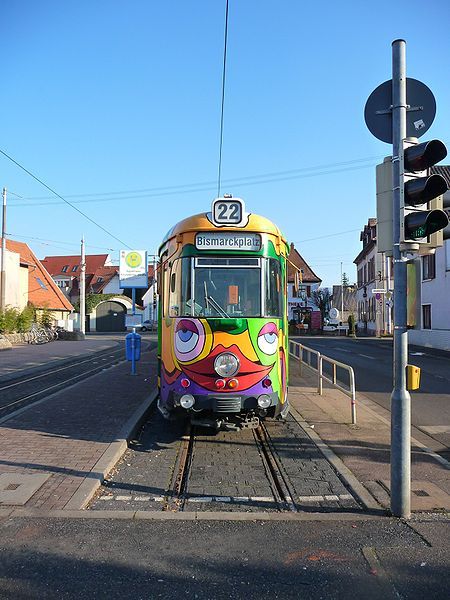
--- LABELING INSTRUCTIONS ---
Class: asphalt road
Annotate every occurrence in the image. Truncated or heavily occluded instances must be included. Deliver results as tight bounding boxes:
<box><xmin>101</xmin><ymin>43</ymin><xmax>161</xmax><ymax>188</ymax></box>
<box><xmin>292</xmin><ymin>336</ymin><xmax>450</xmax><ymax>451</ymax></box>
<box><xmin>0</xmin><ymin>516</ymin><xmax>448</xmax><ymax>599</ymax></box>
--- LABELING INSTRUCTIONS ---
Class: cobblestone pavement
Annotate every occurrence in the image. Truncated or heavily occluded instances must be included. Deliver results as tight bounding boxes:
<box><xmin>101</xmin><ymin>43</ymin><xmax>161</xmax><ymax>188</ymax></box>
<box><xmin>0</xmin><ymin>345</ymin><xmax>157</xmax><ymax>510</ymax></box>
<box><xmin>90</xmin><ymin>411</ymin><xmax>360</xmax><ymax>513</ymax></box>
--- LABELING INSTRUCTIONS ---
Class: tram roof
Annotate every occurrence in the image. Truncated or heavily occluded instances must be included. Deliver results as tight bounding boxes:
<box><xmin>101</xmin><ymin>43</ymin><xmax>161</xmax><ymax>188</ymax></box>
<box><xmin>160</xmin><ymin>212</ymin><xmax>287</xmax><ymax>250</ymax></box>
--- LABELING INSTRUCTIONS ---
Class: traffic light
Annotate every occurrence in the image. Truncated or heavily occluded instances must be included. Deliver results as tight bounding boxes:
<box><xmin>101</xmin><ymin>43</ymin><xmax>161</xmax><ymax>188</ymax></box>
<box><xmin>443</xmin><ymin>195</ymin><xmax>450</xmax><ymax>240</ymax></box>
<box><xmin>401</xmin><ymin>138</ymin><xmax>449</xmax><ymax>248</ymax></box>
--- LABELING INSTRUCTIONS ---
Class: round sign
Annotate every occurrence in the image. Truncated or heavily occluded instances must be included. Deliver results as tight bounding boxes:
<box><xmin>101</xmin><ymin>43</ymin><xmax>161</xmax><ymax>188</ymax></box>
<box><xmin>364</xmin><ymin>78</ymin><xmax>436</xmax><ymax>144</ymax></box>
<box><xmin>375</xmin><ymin>293</ymin><xmax>381</xmax><ymax>300</ymax></box>
<box><xmin>125</xmin><ymin>251</ymin><xmax>143</xmax><ymax>268</ymax></box>
<box><xmin>329</xmin><ymin>307</ymin><xmax>339</xmax><ymax>320</ymax></box>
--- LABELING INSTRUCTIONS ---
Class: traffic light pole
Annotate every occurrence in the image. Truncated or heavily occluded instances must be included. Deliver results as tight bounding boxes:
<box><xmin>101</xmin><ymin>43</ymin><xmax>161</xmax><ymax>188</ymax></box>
<box><xmin>391</xmin><ymin>39</ymin><xmax>411</xmax><ymax>518</ymax></box>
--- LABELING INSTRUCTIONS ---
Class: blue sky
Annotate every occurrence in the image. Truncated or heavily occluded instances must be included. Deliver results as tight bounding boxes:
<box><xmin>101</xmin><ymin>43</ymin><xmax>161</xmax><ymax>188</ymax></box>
<box><xmin>1</xmin><ymin>0</ymin><xmax>449</xmax><ymax>287</ymax></box>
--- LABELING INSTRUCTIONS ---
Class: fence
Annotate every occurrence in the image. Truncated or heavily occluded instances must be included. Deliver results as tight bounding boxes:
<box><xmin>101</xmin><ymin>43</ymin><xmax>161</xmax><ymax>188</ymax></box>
<box><xmin>288</xmin><ymin>339</ymin><xmax>357</xmax><ymax>424</ymax></box>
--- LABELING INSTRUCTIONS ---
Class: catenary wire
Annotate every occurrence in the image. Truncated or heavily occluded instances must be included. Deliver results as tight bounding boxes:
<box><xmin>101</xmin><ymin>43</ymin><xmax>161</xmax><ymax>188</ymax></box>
<box><xmin>217</xmin><ymin>0</ymin><xmax>229</xmax><ymax>197</ymax></box>
<box><xmin>12</xmin><ymin>155</ymin><xmax>383</xmax><ymax>202</ymax></box>
<box><xmin>0</xmin><ymin>148</ymin><xmax>132</xmax><ymax>249</ymax></box>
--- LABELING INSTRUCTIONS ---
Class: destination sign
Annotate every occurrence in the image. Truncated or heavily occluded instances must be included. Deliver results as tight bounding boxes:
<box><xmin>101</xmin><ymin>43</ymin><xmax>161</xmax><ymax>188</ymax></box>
<box><xmin>195</xmin><ymin>232</ymin><xmax>261</xmax><ymax>251</ymax></box>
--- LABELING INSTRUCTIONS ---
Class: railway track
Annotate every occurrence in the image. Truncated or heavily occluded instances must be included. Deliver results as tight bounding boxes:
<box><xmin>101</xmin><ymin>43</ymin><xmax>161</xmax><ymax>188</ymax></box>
<box><xmin>91</xmin><ymin>411</ymin><xmax>360</xmax><ymax>513</ymax></box>
<box><xmin>0</xmin><ymin>346</ymin><xmax>126</xmax><ymax>420</ymax></box>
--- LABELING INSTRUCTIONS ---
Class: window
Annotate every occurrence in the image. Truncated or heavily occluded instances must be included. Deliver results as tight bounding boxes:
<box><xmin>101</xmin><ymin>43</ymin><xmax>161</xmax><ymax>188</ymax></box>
<box><xmin>61</xmin><ymin>265</ymin><xmax>69</xmax><ymax>273</ymax></box>
<box><xmin>422</xmin><ymin>254</ymin><xmax>435</xmax><ymax>280</ymax></box>
<box><xmin>71</xmin><ymin>265</ymin><xmax>78</xmax><ymax>272</ymax></box>
<box><xmin>422</xmin><ymin>304</ymin><xmax>431</xmax><ymax>329</ymax></box>
<box><xmin>97</xmin><ymin>277</ymin><xmax>103</xmax><ymax>283</ymax></box>
<box><xmin>36</xmin><ymin>277</ymin><xmax>48</xmax><ymax>290</ymax></box>
<box><xmin>167</xmin><ymin>256</ymin><xmax>284</xmax><ymax>318</ymax></box>
<box><xmin>265</xmin><ymin>259</ymin><xmax>283</xmax><ymax>317</ymax></box>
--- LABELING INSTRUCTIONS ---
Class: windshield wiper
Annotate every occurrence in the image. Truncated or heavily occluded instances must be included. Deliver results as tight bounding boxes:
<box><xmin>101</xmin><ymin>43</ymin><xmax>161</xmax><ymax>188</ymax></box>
<box><xmin>203</xmin><ymin>281</ymin><xmax>229</xmax><ymax>318</ymax></box>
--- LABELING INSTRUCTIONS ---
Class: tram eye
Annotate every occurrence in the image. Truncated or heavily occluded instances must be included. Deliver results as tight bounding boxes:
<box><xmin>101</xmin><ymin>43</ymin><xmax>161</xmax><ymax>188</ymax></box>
<box><xmin>174</xmin><ymin>318</ymin><xmax>205</xmax><ymax>361</ymax></box>
<box><xmin>257</xmin><ymin>322</ymin><xmax>278</xmax><ymax>355</ymax></box>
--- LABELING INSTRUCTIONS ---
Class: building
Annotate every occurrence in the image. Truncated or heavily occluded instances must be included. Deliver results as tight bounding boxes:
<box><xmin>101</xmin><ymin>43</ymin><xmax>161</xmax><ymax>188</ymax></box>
<box><xmin>354</xmin><ymin>219</ymin><xmax>393</xmax><ymax>336</ymax></box>
<box><xmin>0</xmin><ymin>238</ymin><xmax>73</xmax><ymax>320</ymax></box>
<box><xmin>41</xmin><ymin>254</ymin><xmax>116</xmax><ymax>305</ymax></box>
<box><xmin>286</xmin><ymin>243</ymin><xmax>322</xmax><ymax>331</ymax></box>
<box><xmin>331</xmin><ymin>285</ymin><xmax>357</xmax><ymax>325</ymax></box>
<box><xmin>42</xmin><ymin>253</ymin><xmax>156</xmax><ymax>332</ymax></box>
<box><xmin>407</xmin><ymin>166</ymin><xmax>450</xmax><ymax>350</ymax></box>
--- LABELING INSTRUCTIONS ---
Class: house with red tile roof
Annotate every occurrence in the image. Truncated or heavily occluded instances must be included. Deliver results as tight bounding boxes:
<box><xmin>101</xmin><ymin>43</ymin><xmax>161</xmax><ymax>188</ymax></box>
<box><xmin>41</xmin><ymin>253</ymin><xmax>156</xmax><ymax>331</ymax></box>
<box><xmin>287</xmin><ymin>243</ymin><xmax>323</xmax><ymax>330</ymax></box>
<box><xmin>1</xmin><ymin>238</ymin><xmax>73</xmax><ymax>317</ymax></box>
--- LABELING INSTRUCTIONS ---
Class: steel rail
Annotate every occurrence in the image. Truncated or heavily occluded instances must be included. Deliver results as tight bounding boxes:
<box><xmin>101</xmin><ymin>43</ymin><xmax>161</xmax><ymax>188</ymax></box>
<box><xmin>0</xmin><ymin>346</ymin><xmax>123</xmax><ymax>392</ymax></box>
<box><xmin>254</xmin><ymin>423</ymin><xmax>297</xmax><ymax>512</ymax></box>
<box><xmin>0</xmin><ymin>350</ymin><xmax>126</xmax><ymax>418</ymax></box>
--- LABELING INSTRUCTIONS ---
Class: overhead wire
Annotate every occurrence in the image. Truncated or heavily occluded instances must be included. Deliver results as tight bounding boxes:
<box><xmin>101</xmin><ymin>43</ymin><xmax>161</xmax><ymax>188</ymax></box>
<box><xmin>0</xmin><ymin>148</ymin><xmax>132</xmax><ymax>249</ymax></box>
<box><xmin>8</xmin><ymin>160</ymin><xmax>382</xmax><ymax>208</ymax></box>
<box><xmin>217</xmin><ymin>0</ymin><xmax>229</xmax><ymax>197</ymax></box>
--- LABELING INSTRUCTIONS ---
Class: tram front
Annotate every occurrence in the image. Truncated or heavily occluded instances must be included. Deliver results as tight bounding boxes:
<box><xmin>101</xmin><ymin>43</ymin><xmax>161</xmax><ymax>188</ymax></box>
<box><xmin>158</xmin><ymin>197</ymin><xmax>289</xmax><ymax>430</ymax></box>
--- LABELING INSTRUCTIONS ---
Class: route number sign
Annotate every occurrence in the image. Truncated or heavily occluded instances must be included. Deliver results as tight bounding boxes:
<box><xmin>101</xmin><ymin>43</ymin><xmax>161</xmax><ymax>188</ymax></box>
<box><xmin>211</xmin><ymin>197</ymin><xmax>247</xmax><ymax>227</ymax></box>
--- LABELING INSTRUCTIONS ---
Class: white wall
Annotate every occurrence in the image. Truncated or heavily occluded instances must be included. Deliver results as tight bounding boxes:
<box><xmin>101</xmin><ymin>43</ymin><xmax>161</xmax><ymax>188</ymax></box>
<box><xmin>4</xmin><ymin>249</ymin><xmax>26</xmax><ymax>309</ymax></box>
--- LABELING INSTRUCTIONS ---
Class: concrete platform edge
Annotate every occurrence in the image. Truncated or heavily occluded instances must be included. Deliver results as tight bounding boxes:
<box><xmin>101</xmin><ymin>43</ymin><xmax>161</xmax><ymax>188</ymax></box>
<box><xmin>63</xmin><ymin>387</ymin><xmax>158</xmax><ymax>511</ymax></box>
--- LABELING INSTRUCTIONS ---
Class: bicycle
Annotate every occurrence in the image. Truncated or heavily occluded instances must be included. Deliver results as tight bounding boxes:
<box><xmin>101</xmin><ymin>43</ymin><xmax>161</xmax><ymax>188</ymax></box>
<box><xmin>28</xmin><ymin>323</ymin><xmax>51</xmax><ymax>344</ymax></box>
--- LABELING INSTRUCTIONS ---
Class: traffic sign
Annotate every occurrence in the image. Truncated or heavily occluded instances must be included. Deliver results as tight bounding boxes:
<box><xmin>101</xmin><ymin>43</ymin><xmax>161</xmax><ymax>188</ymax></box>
<box><xmin>365</xmin><ymin>78</ymin><xmax>436</xmax><ymax>144</ymax></box>
<box><xmin>371</xmin><ymin>288</ymin><xmax>386</xmax><ymax>294</ymax></box>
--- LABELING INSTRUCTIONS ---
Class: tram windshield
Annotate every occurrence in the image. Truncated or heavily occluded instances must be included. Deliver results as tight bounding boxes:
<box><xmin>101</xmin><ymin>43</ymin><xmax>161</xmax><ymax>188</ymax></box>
<box><xmin>168</xmin><ymin>257</ymin><xmax>283</xmax><ymax>318</ymax></box>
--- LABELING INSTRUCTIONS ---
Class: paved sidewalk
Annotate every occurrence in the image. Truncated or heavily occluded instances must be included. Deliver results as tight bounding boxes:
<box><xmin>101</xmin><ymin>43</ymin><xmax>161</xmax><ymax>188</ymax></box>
<box><xmin>0</xmin><ymin>345</ymin><xmax>158</xmax><ymax>511</ymax></box>
<box><xmin>0</xmin><ymin>334</ymin><xmax>122</xmax><ymax>381</ymax></box>
<box><xmin>288</xmin><ymin>361</ymin><xmax>450</xmax><ymax>512</ymax></box>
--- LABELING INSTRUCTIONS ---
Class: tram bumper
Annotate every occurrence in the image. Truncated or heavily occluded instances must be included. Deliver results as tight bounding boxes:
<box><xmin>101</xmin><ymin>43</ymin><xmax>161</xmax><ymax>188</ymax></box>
<box><xmin>175</xmin><ymin>392</ymin><xmax>280</xmax><ymax>414</ymax></box>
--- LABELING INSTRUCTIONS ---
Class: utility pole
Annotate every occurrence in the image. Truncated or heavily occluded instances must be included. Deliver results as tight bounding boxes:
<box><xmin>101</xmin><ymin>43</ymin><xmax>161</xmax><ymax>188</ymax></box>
<box><xmin>340</xmin><ymin>261</ymin><xmax>344</xmax><ymax>322</ymax></box>
<box><xmin>0</xmin><ymin>188</ymin><xmax>6</xmax><ymax>312</ymax></box>
<box><xmin>391</xmin><ymin>39</ymin><xmax>411</xmax><ymax>518</ymax></box>
<box><xmin>80</xmin><ymin>236</ymin><xmax>86</xmax><ymax>335</ymax></box>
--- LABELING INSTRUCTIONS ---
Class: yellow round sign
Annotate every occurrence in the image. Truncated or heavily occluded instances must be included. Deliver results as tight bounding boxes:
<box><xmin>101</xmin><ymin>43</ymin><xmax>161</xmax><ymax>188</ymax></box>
<box><xmin>125</xmin><ymin>252</ymin><xmax>142</xmax><ymax>269</ymax></box>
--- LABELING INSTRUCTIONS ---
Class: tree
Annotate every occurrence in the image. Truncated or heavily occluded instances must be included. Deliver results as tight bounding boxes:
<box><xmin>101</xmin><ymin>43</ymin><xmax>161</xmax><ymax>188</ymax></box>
<box><xmin>312</xmin><ymin>288</ymin><xmax>331</xmax><ymax>325</ymax></box>
<box><xmin>342</xmin><ymin>272</ymin><xmax>350</xmax><ymax>287</ymax></box>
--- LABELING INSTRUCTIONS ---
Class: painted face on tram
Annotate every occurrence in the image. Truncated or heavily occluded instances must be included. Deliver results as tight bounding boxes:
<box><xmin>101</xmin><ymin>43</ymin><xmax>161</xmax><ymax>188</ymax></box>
<box><xmin>170</xmin><ymin>317</ymin><xmax>281</xmax><ymax>392</ymax></box>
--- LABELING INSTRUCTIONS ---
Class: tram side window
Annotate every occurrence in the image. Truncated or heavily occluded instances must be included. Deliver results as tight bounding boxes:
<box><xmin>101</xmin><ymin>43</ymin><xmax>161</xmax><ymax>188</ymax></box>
<box><xmin>265</xmin><ymin>258</ymin><xmax>283</xmax><ymax>317</ymax></box>
<box><xmin>169</xmin><ymin>258</ymin><xmax>193</xmax><ymax>317</ymax></box>
<box><xmin>168</xmin><ymin>259</ymin><xmax>181</xmax><ymax>317</ymax></box>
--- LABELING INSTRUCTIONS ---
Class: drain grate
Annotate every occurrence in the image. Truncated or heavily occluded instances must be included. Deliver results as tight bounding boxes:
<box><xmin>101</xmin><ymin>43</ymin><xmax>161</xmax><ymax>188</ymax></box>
<box><xmin>5</xmin><ymin>483</ymin><xmax>20</xmax><ymax>491</ymax></box>
<box><xmin>413</xmin><ymin>489</ymin><xmax>430</xmax><ymax>497</ymax></box>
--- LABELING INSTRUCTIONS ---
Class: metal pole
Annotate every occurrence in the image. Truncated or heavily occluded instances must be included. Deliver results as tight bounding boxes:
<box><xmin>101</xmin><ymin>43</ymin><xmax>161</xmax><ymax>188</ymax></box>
<box><xmin>385</xmin><ymin>254</ymin><xmax>392</xmax><ymax>335</ymax></box>
<box><xmin>132</xmin><ymin>288</ymin><xmax>136</xmax><ymax>316</ymax></box>
<box><xmin>391</xmin><ymin>39</ymin><xmax>411</xmax><ymax>518</ymax></box>
<box><xmin>80</xmin><ymin>236</ymin><xmax>86</xmax><ymax>334</ymax></box>
<box><xmin>340</xmin><ymin>261</ymin><xmax>344</xmax><ymax>322</ymax></box>
<box><xmin>0</xmin><ymin>188</ymin><xmax>6</xmax><ymax>311</ymax></box>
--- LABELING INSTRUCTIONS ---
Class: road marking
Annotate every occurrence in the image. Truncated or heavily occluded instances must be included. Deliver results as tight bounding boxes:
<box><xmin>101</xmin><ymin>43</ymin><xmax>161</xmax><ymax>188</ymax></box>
<box><xmin>99</xmin><ymin>493</ymin><xmax>356</xmax><ymax>505</ymax></box>
<box><xmin>358</xmin><ymin>354</ymin><xmax>375</xmax><ymax>360</ymax></box>
<box><xmin>335</xmin><ymin>347</ymin><xmax>351</xmax><ymax>352</ymax></box>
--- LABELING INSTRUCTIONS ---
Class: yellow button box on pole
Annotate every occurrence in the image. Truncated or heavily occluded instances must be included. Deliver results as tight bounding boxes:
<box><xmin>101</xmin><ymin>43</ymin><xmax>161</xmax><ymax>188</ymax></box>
<box><xmin>407</xmin><ymin>365</ymin><xmax>421</xmax><ymax>390</ymax></box>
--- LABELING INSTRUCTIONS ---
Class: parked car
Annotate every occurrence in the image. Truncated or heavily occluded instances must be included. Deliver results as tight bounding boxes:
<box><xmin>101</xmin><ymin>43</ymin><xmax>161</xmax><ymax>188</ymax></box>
<box><xmin>138</xmin><ymin>319</ymin><xmax>156</xmax><ymax>332</ymax></box>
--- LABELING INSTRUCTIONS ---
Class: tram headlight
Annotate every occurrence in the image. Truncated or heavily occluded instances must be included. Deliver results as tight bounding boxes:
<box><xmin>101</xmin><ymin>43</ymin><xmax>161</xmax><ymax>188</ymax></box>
<box><xmin>257</xmin><ymin>394</ymin><xmax>271</xmax><ymax>409</ymax></box>
<box><xmin>180</xmin><ymin>394</ymin><xmax>195</xmax><ymax>409</ymax></box>
<box><xmin>214</xmin><ymin>353</ymin><xmax>239</xmax><ymax>377</ymax></box>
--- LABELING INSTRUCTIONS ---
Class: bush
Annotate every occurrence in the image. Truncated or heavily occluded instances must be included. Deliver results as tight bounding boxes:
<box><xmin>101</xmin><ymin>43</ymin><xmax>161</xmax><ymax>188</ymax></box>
<box><xmin>348</xmin><ymin>313</ymin><xmax>356</xmax><ymax>336</ymax></box>
<box><xmin>16</xmin><ymin>305</ymin><xmax>35</xmax><ymax>332</ymax></box>
<box><xmin>39</xmin><ymin>306</ymin><xmax>53</xmax><ymax>328</ymax></box>
<box><xmin>0</xmin><ymin>307</ymin><xmax>20</xmax><ymax>333</ymax></box>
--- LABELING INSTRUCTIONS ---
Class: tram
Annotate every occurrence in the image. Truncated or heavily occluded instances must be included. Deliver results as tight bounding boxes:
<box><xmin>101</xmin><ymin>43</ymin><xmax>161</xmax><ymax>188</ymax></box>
<box><xmin>157</xmin><ymin>196</ymin><xmax>289</xmax><ymax>430</ymax></box>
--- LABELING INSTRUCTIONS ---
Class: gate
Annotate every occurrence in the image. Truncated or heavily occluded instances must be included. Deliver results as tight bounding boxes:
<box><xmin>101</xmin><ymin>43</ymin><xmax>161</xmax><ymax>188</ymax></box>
<box><xmin>95</xmin><ymin>301</ymin><xmax>126</xmax><ymax>332</ymax></box>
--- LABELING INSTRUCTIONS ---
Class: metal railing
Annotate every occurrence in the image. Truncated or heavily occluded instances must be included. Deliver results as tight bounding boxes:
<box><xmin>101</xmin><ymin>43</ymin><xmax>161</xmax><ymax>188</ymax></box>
<box><xmin>288</xmin><ymin>340</ymin><xmax>357</xmax><ymax>424</ymax></box>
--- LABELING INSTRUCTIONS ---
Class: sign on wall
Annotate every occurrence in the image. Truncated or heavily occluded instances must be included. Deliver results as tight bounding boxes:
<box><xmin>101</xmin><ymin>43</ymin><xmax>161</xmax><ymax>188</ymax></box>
<box><xmin>119</xmin><ymin>250</ymin><xmax>148</xmax><ymax>289</ymax></box>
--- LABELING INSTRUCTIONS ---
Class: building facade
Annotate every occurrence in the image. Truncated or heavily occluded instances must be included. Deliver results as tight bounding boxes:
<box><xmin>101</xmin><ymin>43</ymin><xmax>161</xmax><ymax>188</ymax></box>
<box><xmin>286</xmin><ymin>243</ymin><xmax>322</xmax><ymax>331</ymax></box>
<box><xmin>407</xmin><ymin>175</ymin><xmax>450</xmax><ymax>350</ymax></box>
<box><xmin>354</xmin><ymin>219</ymin><xmax>393</xmax><ymax>336</ymax></box>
